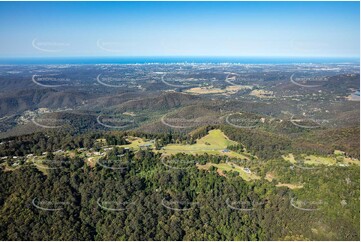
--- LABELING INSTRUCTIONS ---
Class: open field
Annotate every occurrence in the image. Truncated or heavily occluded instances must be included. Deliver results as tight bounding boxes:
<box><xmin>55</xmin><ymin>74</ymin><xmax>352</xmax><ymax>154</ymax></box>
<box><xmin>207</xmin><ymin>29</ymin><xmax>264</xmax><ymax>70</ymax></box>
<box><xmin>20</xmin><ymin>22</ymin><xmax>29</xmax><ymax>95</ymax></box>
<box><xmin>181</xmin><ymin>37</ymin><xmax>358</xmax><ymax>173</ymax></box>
<box><xmin>266</xmin><ymin>172</ymin><xmax>303</xmax><ymax>189</ymax></box>
<box><xmin>86</xmin><ymin>155</ymin><xmax>102</xmax><ymax>168</ymax></box>
<box><xmin>183</xmin><ymin>85</ymin><xmax>252</xmax><ymax>95</ymax></box>
<box><xmin>276</xmin><ymin>183</ymin><xmax>304</xmax><ymax>189</ymax></box>
<box><xmin>197</xmin><ymin>162</ymin><xmax>260</xmax><ymax>181</ymax></box>
<box><xmin>184</xmin><ymin>86</ymin><xmax>225</xmax><ymax>94</ymax></box>
<box><xmin>118</xmin><ymin>136</ymin><xmax>155</xmax><ymax>151</ymax></box>
<box><xmin>161</xmin><ymin>129</ymin><xmax>249</xmax><ymax>159</ymax></box>
<box><xmin>26</xmin><ymin>156</ymin><xmax>52</xmax><ymax>175</ymax></box>
<box><xmin>282</xmin><ymin>153</ymin><xmax>360</xmax><ymax>166</ymax></box>
<box><xmin>249</xmin><ymin>89</ymin><xmax>275</xmax><ymax>98</ymax></box>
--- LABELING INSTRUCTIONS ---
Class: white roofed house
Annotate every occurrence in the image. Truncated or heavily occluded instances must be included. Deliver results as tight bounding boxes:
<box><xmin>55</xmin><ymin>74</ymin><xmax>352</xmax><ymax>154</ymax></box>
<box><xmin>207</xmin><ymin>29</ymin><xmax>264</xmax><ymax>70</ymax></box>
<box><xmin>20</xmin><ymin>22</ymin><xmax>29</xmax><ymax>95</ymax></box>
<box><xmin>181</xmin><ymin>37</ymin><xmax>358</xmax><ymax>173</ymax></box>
<box><xmin>243</xmin><ymin>167</ymin><xmax>251</xmax><ymax>174</ymax></box>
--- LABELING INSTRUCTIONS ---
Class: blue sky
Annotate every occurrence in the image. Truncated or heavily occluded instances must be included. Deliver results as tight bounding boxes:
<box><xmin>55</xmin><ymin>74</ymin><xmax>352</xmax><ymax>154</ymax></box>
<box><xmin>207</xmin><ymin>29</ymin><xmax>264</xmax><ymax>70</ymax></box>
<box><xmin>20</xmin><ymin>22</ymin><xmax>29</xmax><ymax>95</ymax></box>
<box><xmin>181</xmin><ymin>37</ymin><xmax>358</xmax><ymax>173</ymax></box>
<box><xmin>0</xmin><ymin>1</ymin><xmax>359</xmax><ymax>57</ymax></box>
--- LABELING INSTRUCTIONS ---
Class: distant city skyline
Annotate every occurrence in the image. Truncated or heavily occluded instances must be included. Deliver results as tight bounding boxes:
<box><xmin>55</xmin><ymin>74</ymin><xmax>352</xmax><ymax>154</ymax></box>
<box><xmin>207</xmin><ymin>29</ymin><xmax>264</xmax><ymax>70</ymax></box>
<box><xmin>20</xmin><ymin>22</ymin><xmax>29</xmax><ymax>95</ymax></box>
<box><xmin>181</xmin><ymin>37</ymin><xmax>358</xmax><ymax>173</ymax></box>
<box><xmin>0</xmin><ymin>1</ymin><xmax>359</xmax><ymax>58</ymax></box>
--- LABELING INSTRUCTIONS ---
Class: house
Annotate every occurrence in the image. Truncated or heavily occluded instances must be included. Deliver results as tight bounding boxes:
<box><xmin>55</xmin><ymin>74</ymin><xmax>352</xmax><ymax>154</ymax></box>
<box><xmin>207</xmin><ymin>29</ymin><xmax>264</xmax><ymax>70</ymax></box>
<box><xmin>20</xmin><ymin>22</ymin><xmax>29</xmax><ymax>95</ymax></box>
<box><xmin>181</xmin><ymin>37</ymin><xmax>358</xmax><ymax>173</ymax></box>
<box><xmin>243</xmin><ymin>167</ymin><xmax>251</xmax><ymax>174</ymax></box>
<box><xmin>139</xmin><ymin>144</ymin><xmax>152</xmax><ymax>150</ymax></box>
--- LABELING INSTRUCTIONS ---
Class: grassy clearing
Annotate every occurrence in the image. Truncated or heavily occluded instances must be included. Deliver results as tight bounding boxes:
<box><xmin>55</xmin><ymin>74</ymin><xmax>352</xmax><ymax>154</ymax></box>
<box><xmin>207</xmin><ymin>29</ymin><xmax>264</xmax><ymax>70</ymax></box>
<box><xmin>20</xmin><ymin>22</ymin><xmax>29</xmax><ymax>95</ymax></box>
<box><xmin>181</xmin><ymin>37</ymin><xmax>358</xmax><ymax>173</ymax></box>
<box><xmin>28</xmin><ymin>156</ymin><xmax>50</xmax><ymax>175</ymax></box>
<box><xmin>276</xmin><ymin>183</ymin><xmax>303</xmax><ymax>189</ymax></box>
<box><xmin>109</xmin><ymin>130</ymin><xmax>249</xmax><ymax>159</ymax></box>
<box><xmin>162</xmin><ymin>129</ymin><xmax>249</xmax><ymax>159</ymax></box>
<box><xmin>303</xmin><ymin>155</ymin><xmax>336</xmax><ymax>166</ymax></box>
<box><xmin>1</xmin><ymin>163</ymin><xmax>20</xmax><ymax>172</ymax></box>
<box><xmin>342</xmin><ymin>156</ymin><xmax>360</xmax><ymax>165</ymax></box>
<box><xmin>86</xmin><ymin>155</ymin><xmax>103</xmax><ymax>168</ymax></box>
<box><xmin>198</xmin><ymin>129</ymin><xmax>237</xmax><ymax>147</ymax></box>
<box><xmin>183</xmin><ymin>85</ymin><xmax>251</xmax><ymax>95</ymax></box>
<box><xmin>282</xmin><ymin>153</ymin><xmax>360</xmax><ymax>166</ymax></box>
<box><xmin>334</xmin><ymin>150</ymin><xmax>360</xmax><ymax>165</ymax></box>
<box><xmin>282</xmin><ymin>153</ymin><xmax>297</xmax><ymax>164</ymax></box>
<box><xmin>249</xmin><ymin>89</ymin><xmax>275</xmax><ymax>98</ymax></box>
<box><xmin>265</xmin><ymin>172</ymin><xmax>276</xmax><ymax>182</ymax></box>
<box><xmin>197</xmin><ymin>162</ymin><xmax>260</xmax><ymax>181</ymax></box>
<box><xmin>265</xmin><ymin>172</ymin><xmax>303</xmax><ymax>189</ymax></box>
<box><xmin>95</xmin><ymin>138</ymin><xmax>107</xmax><ymax>145</ymax></box>
<box><xmin>334</xmin><ymin>150</ymin><xmax>345</xmax><ymax>156</ymax></box>
<box><xmin>184</xmin><ymin>87</ymin><xmax>225</xmax><ymax>94</ymax></box>
<box><xmin>117</xmin><ymin>137</ymin><xmax>154</xmax><ymax>151</ymax></box>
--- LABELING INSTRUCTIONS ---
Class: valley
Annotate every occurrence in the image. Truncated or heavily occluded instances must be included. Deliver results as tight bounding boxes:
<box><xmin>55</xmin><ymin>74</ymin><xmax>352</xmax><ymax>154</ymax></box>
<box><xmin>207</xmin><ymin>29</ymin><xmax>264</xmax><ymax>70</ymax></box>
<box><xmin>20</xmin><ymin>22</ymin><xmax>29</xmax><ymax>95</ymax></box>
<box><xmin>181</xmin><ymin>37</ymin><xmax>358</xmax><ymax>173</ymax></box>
<box><xmin>0</xmin><ymin>62</ymin><xmax>359</xmax><ymax>241</ymax></box>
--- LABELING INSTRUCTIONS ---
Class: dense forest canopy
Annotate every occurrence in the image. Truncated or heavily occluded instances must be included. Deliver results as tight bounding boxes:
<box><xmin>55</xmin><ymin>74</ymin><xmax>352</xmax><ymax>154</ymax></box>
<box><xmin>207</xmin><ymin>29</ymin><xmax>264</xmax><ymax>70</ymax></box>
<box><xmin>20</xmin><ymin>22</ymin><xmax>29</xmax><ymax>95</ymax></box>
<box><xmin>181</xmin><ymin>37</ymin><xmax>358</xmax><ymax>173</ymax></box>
<box><xmin>0</xmin><ymin>128</ymin><xmax>359</xmax><ymax>240</ymax></box>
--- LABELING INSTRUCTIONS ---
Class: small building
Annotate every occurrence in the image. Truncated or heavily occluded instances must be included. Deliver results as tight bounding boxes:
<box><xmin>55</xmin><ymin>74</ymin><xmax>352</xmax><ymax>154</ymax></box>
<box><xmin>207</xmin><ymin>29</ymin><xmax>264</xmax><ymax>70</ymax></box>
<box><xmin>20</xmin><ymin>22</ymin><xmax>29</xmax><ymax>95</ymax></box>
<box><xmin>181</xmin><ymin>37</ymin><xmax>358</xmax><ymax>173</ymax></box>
<box><xmin>243</xmin><ymin>167</ymin><xmax>251</xmax><ymax>174</ymax></box>
<box><xmin>222</xmin><ymin>149</ymin><xmax>230</xmax><ymax>153</ymax></box>
<box><xmin>139</xmin><ymin>144</ymin><xmax>152</xmax><ymax>150</ymax></box>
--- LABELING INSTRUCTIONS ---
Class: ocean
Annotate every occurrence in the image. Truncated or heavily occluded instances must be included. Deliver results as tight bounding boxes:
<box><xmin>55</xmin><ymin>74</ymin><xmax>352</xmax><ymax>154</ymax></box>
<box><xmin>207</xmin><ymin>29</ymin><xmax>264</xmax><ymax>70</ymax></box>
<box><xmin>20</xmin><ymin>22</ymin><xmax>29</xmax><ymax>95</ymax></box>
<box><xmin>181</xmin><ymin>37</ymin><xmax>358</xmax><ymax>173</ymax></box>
<box><xmin>0</xmin><ymin>56</ymin><xmax>359</xmax><ymax>65</ymax></box>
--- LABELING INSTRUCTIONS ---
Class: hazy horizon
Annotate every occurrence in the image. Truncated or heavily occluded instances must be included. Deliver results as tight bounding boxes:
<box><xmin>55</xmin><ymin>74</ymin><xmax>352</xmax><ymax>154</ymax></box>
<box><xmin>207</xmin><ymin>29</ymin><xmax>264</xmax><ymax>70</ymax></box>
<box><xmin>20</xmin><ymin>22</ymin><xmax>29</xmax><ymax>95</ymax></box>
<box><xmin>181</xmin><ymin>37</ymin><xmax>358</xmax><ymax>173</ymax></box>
<box><xmin>1</xmin><ymin>56</ymin><xmax>359</xmax><ymax>65</ymax></box>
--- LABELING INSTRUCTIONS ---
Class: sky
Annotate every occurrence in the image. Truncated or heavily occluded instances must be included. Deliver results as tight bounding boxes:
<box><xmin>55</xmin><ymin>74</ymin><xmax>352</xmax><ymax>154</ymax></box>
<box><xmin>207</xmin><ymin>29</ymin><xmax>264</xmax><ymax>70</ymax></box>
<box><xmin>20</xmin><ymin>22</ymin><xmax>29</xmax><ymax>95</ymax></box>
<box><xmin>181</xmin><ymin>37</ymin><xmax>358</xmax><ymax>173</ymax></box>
<box><xmin>0</xmin><ymin>1</ymin><xmax>359</xmax><ymax>58</ymax></box>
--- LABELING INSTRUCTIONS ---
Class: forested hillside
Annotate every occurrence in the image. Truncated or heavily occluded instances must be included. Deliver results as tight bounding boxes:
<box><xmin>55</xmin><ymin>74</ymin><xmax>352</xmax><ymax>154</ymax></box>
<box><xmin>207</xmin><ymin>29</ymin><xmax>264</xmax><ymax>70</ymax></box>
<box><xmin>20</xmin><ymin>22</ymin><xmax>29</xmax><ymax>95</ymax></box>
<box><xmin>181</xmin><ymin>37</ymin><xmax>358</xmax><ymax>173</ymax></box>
<box><xmin>0</xmin><ymin>137</ymin><xmax>359</xmax><ymax>240</ymax></box>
